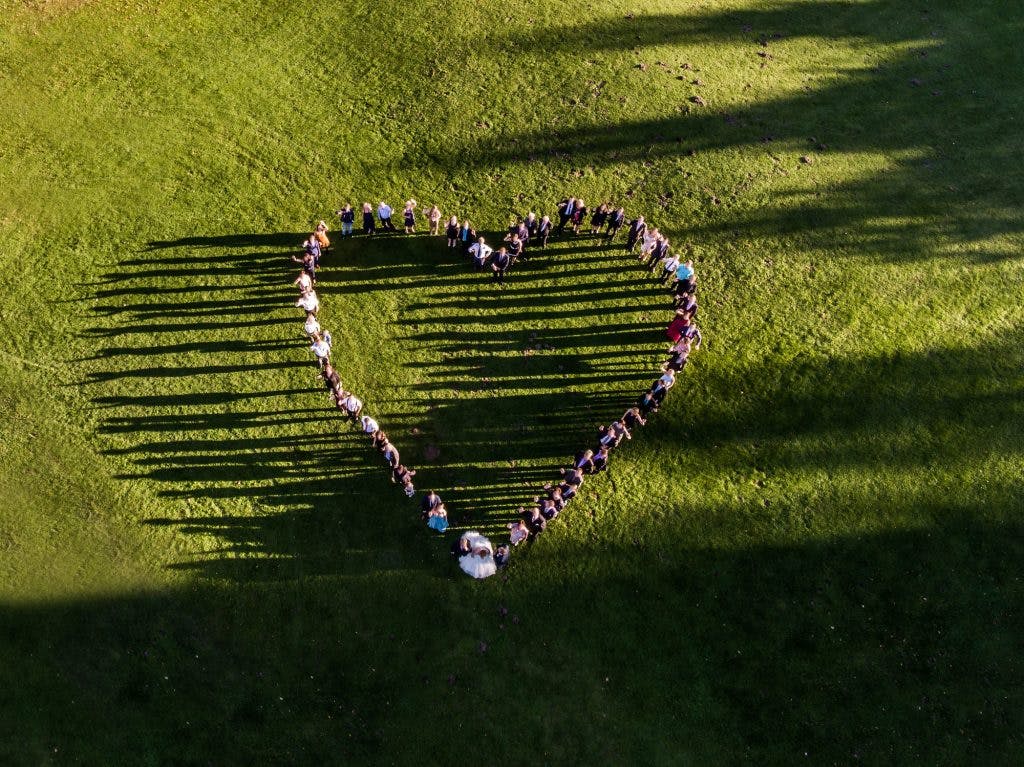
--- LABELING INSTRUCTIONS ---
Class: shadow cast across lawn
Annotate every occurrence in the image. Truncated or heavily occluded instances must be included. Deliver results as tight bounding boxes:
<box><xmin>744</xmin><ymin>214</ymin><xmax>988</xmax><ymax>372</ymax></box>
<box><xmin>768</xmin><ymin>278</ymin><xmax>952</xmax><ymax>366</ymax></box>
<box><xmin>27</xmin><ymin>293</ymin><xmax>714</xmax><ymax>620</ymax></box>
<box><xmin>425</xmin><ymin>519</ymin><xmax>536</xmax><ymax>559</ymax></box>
<box><xmin>1</xmin><ymin>515</ymin><xmax>1022</xmax><ymax>763</ymax></box>
<box><xmin>416</xmin><ymin>0</ymin><xmax>1024</xmax><ymax>264</ymax></box>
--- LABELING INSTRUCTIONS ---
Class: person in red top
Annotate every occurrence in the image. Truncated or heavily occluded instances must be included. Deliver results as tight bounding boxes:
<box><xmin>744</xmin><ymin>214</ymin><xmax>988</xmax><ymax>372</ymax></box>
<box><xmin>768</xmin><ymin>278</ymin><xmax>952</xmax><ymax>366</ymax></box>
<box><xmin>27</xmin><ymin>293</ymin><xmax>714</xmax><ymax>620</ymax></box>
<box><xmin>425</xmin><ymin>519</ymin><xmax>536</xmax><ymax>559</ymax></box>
<box><xmin>666</xmin><ymin>310</ymin><xmax>691</xmax><ymax>342</ymax></box>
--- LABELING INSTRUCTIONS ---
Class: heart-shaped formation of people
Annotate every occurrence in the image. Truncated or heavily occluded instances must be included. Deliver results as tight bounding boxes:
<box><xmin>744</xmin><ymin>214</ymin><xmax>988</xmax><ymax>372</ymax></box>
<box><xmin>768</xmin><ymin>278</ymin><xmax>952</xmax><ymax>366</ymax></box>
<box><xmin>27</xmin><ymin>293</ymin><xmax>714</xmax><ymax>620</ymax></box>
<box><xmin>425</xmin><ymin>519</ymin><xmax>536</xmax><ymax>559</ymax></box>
<box><xmin>292</xmin><ymin>197</ymin><xmax>702</xmax><ymax>579</ymax></box>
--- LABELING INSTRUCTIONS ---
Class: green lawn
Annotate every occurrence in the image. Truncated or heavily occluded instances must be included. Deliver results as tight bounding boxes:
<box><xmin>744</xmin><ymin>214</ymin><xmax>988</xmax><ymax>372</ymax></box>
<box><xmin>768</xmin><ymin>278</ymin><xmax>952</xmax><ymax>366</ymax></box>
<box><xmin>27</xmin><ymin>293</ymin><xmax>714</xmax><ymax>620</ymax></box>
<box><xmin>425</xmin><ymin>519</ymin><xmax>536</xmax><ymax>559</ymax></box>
<box><xmin>1</xmin><ymin>0</ymin><xmax>1023</xmax><ymax>763</ymax></box>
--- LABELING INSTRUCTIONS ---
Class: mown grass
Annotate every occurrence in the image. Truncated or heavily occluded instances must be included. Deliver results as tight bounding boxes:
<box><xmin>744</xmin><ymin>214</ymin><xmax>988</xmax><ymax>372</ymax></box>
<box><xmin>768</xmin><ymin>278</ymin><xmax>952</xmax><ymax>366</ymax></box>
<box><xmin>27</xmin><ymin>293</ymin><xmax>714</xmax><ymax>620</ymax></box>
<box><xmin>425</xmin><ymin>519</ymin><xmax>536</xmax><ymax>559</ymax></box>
<box><xmin>1</xmin><ymin>0</ymin><xmax>1023</xmax><ymax>763</ymax></box>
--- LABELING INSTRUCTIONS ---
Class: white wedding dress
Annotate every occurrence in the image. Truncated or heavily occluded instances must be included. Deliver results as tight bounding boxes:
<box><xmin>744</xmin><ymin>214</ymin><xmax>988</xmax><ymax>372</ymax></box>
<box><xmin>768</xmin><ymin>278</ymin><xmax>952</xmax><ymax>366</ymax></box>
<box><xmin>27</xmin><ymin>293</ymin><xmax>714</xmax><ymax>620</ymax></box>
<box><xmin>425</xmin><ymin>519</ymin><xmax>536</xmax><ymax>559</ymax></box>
<box><xmin>458</xmin><ymin>531</ymin><xmax>497</xmax><ymax>579</ymax></box>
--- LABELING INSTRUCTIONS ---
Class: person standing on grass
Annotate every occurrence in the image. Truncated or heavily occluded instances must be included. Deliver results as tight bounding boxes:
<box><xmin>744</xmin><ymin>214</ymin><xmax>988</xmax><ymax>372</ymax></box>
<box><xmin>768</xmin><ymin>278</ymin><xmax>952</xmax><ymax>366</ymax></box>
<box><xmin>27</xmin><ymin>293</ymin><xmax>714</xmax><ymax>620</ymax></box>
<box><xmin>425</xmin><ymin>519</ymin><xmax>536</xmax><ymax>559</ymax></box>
<box><xmin>599</xmin><ymin>419</ymin><xmax>630</xmax><ymax>448</ymax></box>
<box><xmin>393</xmin><ymin>464</ymin><xmax>416</xmax><ymax>497</ymax></box>
<box><xmin>421</xmin><ymin>490</ymin><xmax>442</xmax><ymax>520</ymax></box>
<box><xmin>303</xmin><ymin>311</ymin><xmax>321</xmax><ymax>338</ymax></box>
<box><xmin>337</xmin><ymin>204</ymin><xmax>355</xmax><ymax>237</ymax></box>
<box><xmin>491</xmin><ymin>246</ymin><xmax>510</xmax><ymax>285</ymax></box>
<box><xmin>605</xmin><ymin>206</ymin><xmax>626</xmax><ymax>241</ymax></box>
<box><xmin>362</xmin><ymin>202</ymin><xmax>376</xmax><ymax>235</ymax></box>
<box><xmin>622</xmin><ymin>406</ymin><xmax>646</xmax><ymax>430</ymax></box>
<box><xmin>314</xmin><ymin>220</ymin><xmax>330</xmax><ymax>253</ymax></box>
<box><xmin>445</xmin><ymin>216</ymin><xmax>460</xmax><ymax>248</ymax></box>
<box><xmin>378</xmin><ymin>201</ymin><xmax>396</xmax><ymax>231</ymax></box>
<box><xmin>638</xmin><ymin>388</ymin><xmax>659</xmax><ymax>416</ymax></box>
<box><xmin>508</xmin><ymin>518</ymin><xmax>529</xmax><ymax>546</ymax></box>
<box><xmin>505</xmin><ymin>233</ymin><xmax>524</xmax><ymax>264</ymax></box>
<box><xmin>294</xmin><ymin>269</ymin><xmax>313</xmax><ymax>295</ymax></box>
<box><xmin>591</xmin><ymin>445</ymin><xmax>610</xmax><ymax>473</ymax></box>
<box><xmin>360</xmin><ymin>414</ymin><xmax>380</xmax><ymax>437</ymax></box>
<box><xmin>557</xmin><ymin>197</ymin><xmax>576</xmax><ymax>233</ymax></box>
<box><xmin>571</xmin><ymin>199</ymin><xmax>587</xmax><ymax>234</ymax></box>
<box><xmin>310</xmin><ymin>332</ymin><xmax>331</xmax><ymax>367</ymax></box>
<box><xmin>676</xmin><ymin>292</ymin><xmax>698</xmax><ymax>318</ymax></box>
<box><xmin>666</xmin><ymin>311</ymin><xmax>691</xmax><ymax>343</ymax></box>
<box><xmin>342</xmin><ymin>391</ymin><xmax>363</xmax><ymax>422</ymax></box>
<box><xmin>525</xmin><ymin>211</ymin><xmax>539</xmax><ymax>240</ymax></box>
<box><xmin>426</xmin><ymin>503</ymin><xmax>449</xmax><ymax>532</ymax></box>
<box><xmin>674</xmin><ymin>258</ymin><xmax>697</xmax><ymax>296</ymax></box>
<box><xmin>654</xmin><ymin>367</ymin><xmax>677</xmax><ymax>396</ymax></box>
<box><xmin>536</xmin><ymin>215</ymin><xmax>551</xmax><ymax>248</ymax></box>
<box><xmin>403</xmin><ymin>199</ymin><xmax>417</xmax><ymax>233</ymax></box>
<box><xmin>459</xmin><ymin>220</ymin><xmax>476</xmax><ymax>252</ymax></box>
<box><xmin>296</xmin><ymin>290</ymin><xmax>319</xmax><ymax>315</ymax></box>
<box><xmin>625</xmin><ymin>215</ymin><xmax>646</xmax><ymax>252</ymax></box>
<box><xmin>640</xmin><ymin>227</ymin><xmax>660</xmax><ymax>264</ymax></box>
<box><xmin>382</xmin><ymin>440</ymin><xmax>400</xmax><ymax>470</ymax></box>
<box><xmin>659</xmin><ymin>251</ymin><xmax>681</xmax><ymax>284</ymax></box>
<box><xmin>293</xmin><ymin>249</ymin><xmax>317</xmax><ymax>285</ymax></box>
<box><xmin>572</xmin><ymin>449</ymin><xmax>595</xmax><ymax>474</ymax></box>
<box><xmin>426</xmin><ymin>204</ymin><xmax>442</xmax><ymax>235</ymax></box>
<box><xmin>590</xmin><ymin>203</ymin><xmax>609</xmax><ymax>234</ymax></box>
<box><xmin>515</xmin><ymin>218</ymin><xmax>529</xmax><ymax>244</ymax></box>
<box><xmin>647</xmin><ymin>235</ymin><xmax>670</xmax><ymax>271</ymax></box>
<box><xmin>666</xmin><ymin>337</ymin><xmax>691</xmax><ymax>371</ymax></box>
<box><xmin>469</xmin><ymin>236</ymin><xmax>492</xmax><ymax>271</ymax></box>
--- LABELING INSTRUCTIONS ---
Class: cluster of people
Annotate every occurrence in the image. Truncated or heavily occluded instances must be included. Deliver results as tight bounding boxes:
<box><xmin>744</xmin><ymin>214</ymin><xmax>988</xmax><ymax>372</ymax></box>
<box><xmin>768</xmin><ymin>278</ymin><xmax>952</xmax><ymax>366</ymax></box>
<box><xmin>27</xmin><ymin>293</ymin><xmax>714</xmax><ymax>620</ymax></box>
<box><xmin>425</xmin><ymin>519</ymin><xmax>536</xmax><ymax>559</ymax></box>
<box><xmin>466</xmin><ymin>198</ymin><xmax>703</xmax><ymax>560</ymax></box>
<box><xmin>290</xmin><ymin>192</ymin><xmax>703</xmax><ymax>578</ymax></box>
<box><xmin>292</xmin><ymin>226</ymin><xmax>420</xmax><ymax>499</ymax></box>
<box><xmin>335</xmin><ymin>200</ymin><xmax>444</xmax><ymax>237</ymax></box>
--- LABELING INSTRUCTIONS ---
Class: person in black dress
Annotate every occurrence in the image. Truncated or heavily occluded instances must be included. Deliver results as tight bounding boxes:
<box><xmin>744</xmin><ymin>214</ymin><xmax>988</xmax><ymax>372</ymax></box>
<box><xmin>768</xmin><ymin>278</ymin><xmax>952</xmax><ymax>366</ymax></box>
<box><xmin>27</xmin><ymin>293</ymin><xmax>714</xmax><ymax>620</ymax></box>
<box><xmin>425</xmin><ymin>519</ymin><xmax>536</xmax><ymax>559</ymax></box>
<box><xmin>622</xmin><ymin>406</ymin><xmax>646</xmax><ymax>430</ymax></box>
<box><xmin>361</xmin><ymin>202</ymin><xmax>375</xmax><ymax>235</ymax></box>
<box><xmin>505</xmin><ymin>233</ymin><xmax>524</xmax><ymax>264</ymax></box>
<box><xmin>638</xmin><ymin>388</ymin><xmax>659</xmax><ymax>416</ymax></box>
<box><xmin>590</xmin><ymin>203</ymin><xmax>609</xmax><ymax>234</ymax></box>
<box><xmin>445</xmin><ymin>216</ymin><xmax>459</xmax><ymax>248</ymax></box>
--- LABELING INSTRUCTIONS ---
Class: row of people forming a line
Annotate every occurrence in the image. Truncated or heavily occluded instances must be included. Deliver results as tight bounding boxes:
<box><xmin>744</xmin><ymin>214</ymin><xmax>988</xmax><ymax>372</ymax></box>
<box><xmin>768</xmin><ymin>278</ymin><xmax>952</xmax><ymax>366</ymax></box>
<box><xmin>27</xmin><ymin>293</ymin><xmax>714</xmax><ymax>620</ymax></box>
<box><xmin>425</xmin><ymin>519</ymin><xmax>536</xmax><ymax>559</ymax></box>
<box><xmin>505</xmin><ymin>229</ymin><xmax>703</xmax><ymax>547</ymax></box>
<box><xmin>292</xmin><ymin>262</ymin><xmax>420</xmax><ymax>500</ymax></box>
<box><xmin>335</xmin><ymin>200</ymin><xmax>444</xmax><ymax>236</ymax></box>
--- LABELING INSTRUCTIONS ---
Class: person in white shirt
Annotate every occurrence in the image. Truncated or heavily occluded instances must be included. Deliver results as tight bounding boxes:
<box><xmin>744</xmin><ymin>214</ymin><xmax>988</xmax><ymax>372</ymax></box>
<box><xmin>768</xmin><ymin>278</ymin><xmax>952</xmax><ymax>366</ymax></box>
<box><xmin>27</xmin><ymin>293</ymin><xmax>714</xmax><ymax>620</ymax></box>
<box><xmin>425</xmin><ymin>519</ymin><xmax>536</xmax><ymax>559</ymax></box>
<box><xmin>360</xmin><ymin>414</ymin><xmax>380</xmax><ymax>436</ymax></box>
<box><xmin>296</xmin><ymin>290</ymin><xmax>319</xmax><ymax>314</ymax></box>
<box><xmin>342</xmin><ymin>392</ymin><xmax>363</xmax><ymax>422</ymax></box>
<box><xmin>468</xmin><ymin>237</ymin><xmax>492</xmax><ymax>271</ymax></box>
<box><xmin>377</xmin><ymin>201</ymin><xmax>396</xmax><ymax>231</ymax></box>
<box><xmin>655</xmin><ymin>367</ymin><xmax>676</xmax><ymax>394</ymax></box>
<box><xmin>309</xmin><ymin>333</ymin><xmax>331</xmax><ymax>367</ymax></box>
<box><xmin>303</xmin><ymin>313</ymin><xmax>321</xmax><ymax>337</ymax></box>
<box><xmin>508</xmin><ymin>519</ymin><xmax>529</xmax><ymax>546</ymax></box>
<box><xmin>294</xmin><ymin>270</ymin><xmax>313</xmax><ymax>295</ymax></box>
<box><xmin>659</xmin><ymin>252</ymin><xmax>681</xmax><ymax>285</ymax></box>
<box><xmin>640</xmin><ymin>227</ymin><xmax>660</xmax><ymax>260</ymax></box>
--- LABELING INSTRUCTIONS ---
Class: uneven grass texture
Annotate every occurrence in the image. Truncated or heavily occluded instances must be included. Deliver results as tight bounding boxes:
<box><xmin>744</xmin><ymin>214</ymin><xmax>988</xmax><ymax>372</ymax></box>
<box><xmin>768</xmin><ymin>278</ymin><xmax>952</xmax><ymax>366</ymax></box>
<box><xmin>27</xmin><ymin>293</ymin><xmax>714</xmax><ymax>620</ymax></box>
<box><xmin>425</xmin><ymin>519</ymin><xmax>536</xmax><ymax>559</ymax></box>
<box><xmin>1</xmin><ymin>0</ymin><xmax>1023</xmax><ymax>764</ymax></box>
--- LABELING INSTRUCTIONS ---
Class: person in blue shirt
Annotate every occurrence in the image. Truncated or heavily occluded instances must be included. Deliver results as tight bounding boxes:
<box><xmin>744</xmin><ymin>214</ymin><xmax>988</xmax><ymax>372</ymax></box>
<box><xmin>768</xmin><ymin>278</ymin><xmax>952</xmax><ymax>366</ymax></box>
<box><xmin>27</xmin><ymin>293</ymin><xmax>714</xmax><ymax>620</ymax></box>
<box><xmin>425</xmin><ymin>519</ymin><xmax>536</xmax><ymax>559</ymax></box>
<box><xmin>674</xmin><ymin>259</ymin><xmax>696</xmax><ymax>295</ymax></box>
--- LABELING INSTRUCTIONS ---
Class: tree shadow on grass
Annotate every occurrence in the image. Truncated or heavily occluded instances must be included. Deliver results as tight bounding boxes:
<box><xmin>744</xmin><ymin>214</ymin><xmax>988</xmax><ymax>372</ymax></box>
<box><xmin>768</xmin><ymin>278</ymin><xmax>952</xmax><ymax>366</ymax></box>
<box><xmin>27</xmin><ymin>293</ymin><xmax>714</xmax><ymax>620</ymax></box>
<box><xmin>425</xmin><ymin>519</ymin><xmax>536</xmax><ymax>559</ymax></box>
<box><xmin>1</xmin><ymin>515</ymin><xmax>1021</xmax><ymax>763</ymax></box>
<box><xmin>425</xmin><ymin>0</ymin><xmax>1024</xmax><ymax>264</ymax></box>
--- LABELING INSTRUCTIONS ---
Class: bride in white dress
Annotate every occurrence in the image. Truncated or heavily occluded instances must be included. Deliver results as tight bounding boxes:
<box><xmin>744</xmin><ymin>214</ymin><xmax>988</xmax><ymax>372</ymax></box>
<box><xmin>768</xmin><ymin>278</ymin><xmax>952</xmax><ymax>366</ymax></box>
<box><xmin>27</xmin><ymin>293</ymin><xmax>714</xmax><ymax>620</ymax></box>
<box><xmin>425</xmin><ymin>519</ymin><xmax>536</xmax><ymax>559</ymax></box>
<box><xmin>458</xmin><ymin>531</ymin><xmax>497</xmax><ymax>579</ymax></box>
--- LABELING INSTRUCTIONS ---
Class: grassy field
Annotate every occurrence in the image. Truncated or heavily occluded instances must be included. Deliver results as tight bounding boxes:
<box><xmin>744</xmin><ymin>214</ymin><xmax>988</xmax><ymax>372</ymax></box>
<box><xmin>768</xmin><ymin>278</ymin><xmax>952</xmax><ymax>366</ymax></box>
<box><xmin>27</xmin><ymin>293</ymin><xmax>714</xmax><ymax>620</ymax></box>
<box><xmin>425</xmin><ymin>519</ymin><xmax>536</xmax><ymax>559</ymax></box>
<box><xmin>1</xmin><ymin>0</ymin><xmax>1023</xmax><ymax>763</ymax></box>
